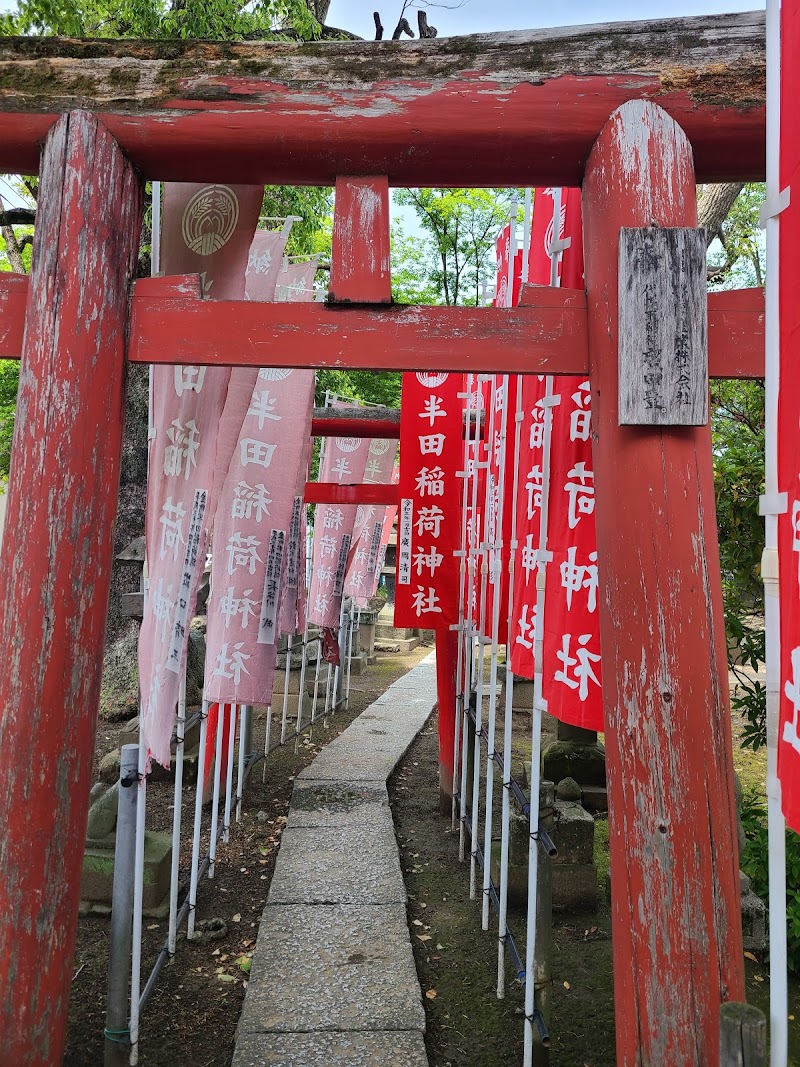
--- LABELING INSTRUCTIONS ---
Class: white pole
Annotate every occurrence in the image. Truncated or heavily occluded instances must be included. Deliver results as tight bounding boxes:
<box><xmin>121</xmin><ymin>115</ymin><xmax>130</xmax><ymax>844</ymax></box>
<box><xmin>453</xmin><ymin>373</ymin><xmax>476</xmax><ymax>830</ymax></box>
<box><xmin>187</xmin><ymin>701</ymin><xmax>209</xmax><ymax>939</ymax></box>
<box><xmin>522</xmin><ymin>188</ymin><xmax>532</xmax><ymax>284</ymax></box>
<box><xmin>498</xmin><ymin>374</ymin><xmax>524</xmax><ymax>997</ymax></box>
<box><xmin>128</xmin><ymin>739</ymin><xmax>147</xmax><ymax>1065</ymax></box>
<box><xmin>332</xmin><ymin>596</ymin><xmax>346</xmax><ymax>716</ymax></box>
<box><xmin>208</xmin><ymin>704</ymin><xmax>226</xmax><ymax>879</ymax></box>
<box><xmin>470</xmin><ymin>374</ymin><xmax>496</xmax><ymax>900</ymax></box>
<box><xmin>223</xmin><ymin>704</ymin><xmax>237</xmax><ymax>844</ymax></box>
<box><xmin>764</xmin><ymin>0</ymin><xmax>789</xmax><ymax>1060</ymax></box>
<box><xmin>311</xmin><ymin>635</ymin><xmax>323</xmax><ymax>724</ymax></box>
<box><xmin>295</xmin><ymin>628</ymin><xmax>309</xmax><ymax>754</ymax></box>
<box><xmin>343</xmin><ymin>604</ymin><xmax>353</xmax><ymax>709</ymax></box>
<box><xmin>460</xmin><ymin>376</ymin><xmax>482</xmax><ymax>862</ymax></box>
<box><xmin>280</xmin><ymin>636</ymin><xmax>293</xmax><ymax>744</ymax></box>
<box><xmin>549</xmin><ymin>188</ymin><xmax>563</xmax><ymax>289</ymax></box>
<box><xmin>262</xmin><ymin>703</ymin><xmax>272</xmax><ymax>782</ymax></box>
<box><xmin>523</xmin><ymin>379</ymin><xmax>556</xmax><ymax>1067</ymax></box>
<box><xmin>236</xmin><ymin>704</ymin><xmax>249</xmax><ymax>823</ymax></box>
<box><xmin>482</xmin><ymin>374</ymin><xmax>510</xmax><ymax>931</ymax></box>
<box><xmin>346</xmin><ymin>605</ymin><xmax>358</xmax><ymax>708</ymax></box>
<box><xmin>167</xmin><ymin>672</ymin><xmax>187</xmax><ymax>955</ymax></box>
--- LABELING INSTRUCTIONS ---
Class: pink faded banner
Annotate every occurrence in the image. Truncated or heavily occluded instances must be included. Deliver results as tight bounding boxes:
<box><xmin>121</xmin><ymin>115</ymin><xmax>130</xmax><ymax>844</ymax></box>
<box><xmin>307</xmin><ymin>410</ymin><xmax>371</xmax><ymax>628</ymax></box>
<box><xmin>204</xmin><ymin>257</ymin><xmax>317</xmax><ymax>704</ymax></box>
<box><xmin>344</xmin><ymin>442</ymin><xmax>397</xmax><ymax>602</ymax></box>
<box><xmin>139</xmin><ymin>183</ymin><xmax>263</xmax><ymax>767</ymax></box>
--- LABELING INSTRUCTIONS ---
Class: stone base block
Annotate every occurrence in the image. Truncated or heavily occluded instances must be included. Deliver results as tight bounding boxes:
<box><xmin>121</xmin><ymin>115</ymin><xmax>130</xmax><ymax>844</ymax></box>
<box><xmin>375</xmin><ymin>624</ymin><xmax>420</xmax><ymax>642</ymax></box>
<box><xmin>489</xmin><ymin>842</ymin><xmax>528</xmax><ymax>909</ymax></box>
<box><xmin>740</xmin><ymin>872</ymin><xmax>768</xmax><ymax>954</ymax></box>
<box><xmin>82</xmin><ymin>830</ymin><xmax>172</xmax><ymax>911</ymax></box>
<box><xmin>581</xmin><ymin>785</ymin><xmax>608</xmax><ymax>813</ymax></box>
<box><xmin>552</xmin><ymin>863</ymin><xmax>598</xmax><ymax>912</ymax></box>
<box><xmin>551</xmin><ymin>799</ymin><xmax>595</xmax><ymax>866</ymax></box>
<box><xmin>376</xmin><ymin>637</ymin><xmax>420</xmax><ymax>653</ymax></box>
<box><xmin>542</xmin><ymin>738</ymin><xmax>607</xmax><ymax>788</ymax></box>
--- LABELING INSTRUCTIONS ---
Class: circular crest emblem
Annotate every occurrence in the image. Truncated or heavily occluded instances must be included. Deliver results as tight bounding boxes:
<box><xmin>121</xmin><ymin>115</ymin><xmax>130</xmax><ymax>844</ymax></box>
<box><xmin>356</xmin><ymin>505</ymin><xmax>366</xmax><ymax>527</ymax></box>
<box><xmin>181</xmin><ymin>185</ymin><xmax>240</xmax><ymax>256</ymax></box>
<box><xmin>369</xmin><ymin>439</ymin><xmax>392</xmax><ymax>456</ymax></box>
<box><xmin>258</xmin><ymin>368</ymin><xmax>294</xmax><ymax>381</ymax></box>
<box><xmin>416</xmin><ymin>372</ymin><xmax>449</xmax><ymax>388</ymax></box>
<box><xmin>336</xmin><ymin>437</ymin><xmax>362</xmax><ymax>453</ymax></box>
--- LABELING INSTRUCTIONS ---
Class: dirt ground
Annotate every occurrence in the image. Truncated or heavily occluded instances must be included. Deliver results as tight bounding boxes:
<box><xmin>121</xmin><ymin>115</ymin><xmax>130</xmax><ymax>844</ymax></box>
<box><xmin>66</xmin><ymin>643</ymin><xmax>800</xmax><ymax>1067</ymax></box>
<box><xmin>64</xmin><ymin>643</ymin><xmax>433</xmax><ymax>1067</ymax></box>
<box><xmin>390</xmin><ymin>704</ymin><xmax>800</xmax><ymax>1067</ymax></box>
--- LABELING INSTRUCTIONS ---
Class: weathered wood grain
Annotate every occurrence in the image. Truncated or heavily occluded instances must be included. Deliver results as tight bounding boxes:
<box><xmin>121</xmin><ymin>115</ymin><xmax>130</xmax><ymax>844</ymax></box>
<box><xmin>618</xmin><ymin>226</ymin><xmax>708</xmax><ymax>425</ymax></box>
<box><xmin>0</xmin><ymin>271</ymin><xmax>27</xmax><ymax>359</ymax></box>
<box><xmin>127</xmin><ymin>286</ymin><xmax>590</xmax><ymax>374</ymax></box>
<box><xmin>583</xmin><ymin>99</ymin><xmax>744</xmax><ymax>1065</ymax></box>
<box><xmin>0</xmin><ymin>275</ymin><xmax>768</xmax><ymax>377</ymax></box>
<box><xmin>303</xmin><ymin>481</ymin><xmax>400</xmax><ymax>505</ymax></box>
<box><xmin>719</xmin><ymin>1002</ymin><xmax>767</xmax><ymax>1067</ymax></box>
<box><xmin>330</xmin><ymin>177</ymin><xmax>392</xmax><ymax>303</ymax></box>
<box><xmin>0</xmin><ymin>12</ymin><xmax>765</xmax><ymax>184</ymax></box>
<box><xmin>0</xmin><ymin>111</ymin><xmax>142</xmax><ymax>1066</ymax></box>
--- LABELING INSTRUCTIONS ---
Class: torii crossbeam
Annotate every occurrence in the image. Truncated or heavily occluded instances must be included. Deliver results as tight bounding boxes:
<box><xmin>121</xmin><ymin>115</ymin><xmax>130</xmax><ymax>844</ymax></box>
<box><xmin>0</xmin><ymin>13</ymin><xmax>767</xmax><ymax>1067</ymax></box>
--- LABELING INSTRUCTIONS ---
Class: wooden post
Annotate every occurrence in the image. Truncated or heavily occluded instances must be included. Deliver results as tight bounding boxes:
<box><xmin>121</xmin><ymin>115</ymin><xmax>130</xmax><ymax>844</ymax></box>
<box><xmin>0</xmin><ymin>111</ymin><xmax>142</xmax><ymax>1066</ymax></box>
<box><xmin>435</xmin><ymin>627</ymin><xmax>459</xmax><ymax>814</ymax></box>
<box><xmin>582</xmin><ymin>99</ymin><xmax>744</xmax><ymax>1064</ymax></box>
<box><xmin>329</xmin><ymin>176</ymin><xmax>391</xmax><ymax>303</ymax></box>
<box><xmin>719</xmin><ymin>1003</ymin><xmax>767</xmax><ymax>1067</ymax></box>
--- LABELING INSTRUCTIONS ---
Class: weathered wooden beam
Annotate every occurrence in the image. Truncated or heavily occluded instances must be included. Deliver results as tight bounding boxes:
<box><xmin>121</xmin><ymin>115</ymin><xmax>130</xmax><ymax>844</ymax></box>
<box><xmin>583</xmin><ymin>99</ymin><xmax>744</xmax><ymax>1065</ymax></box>
<box><xmin>0</xmin><ymin>273</ymin><xmax>767</xmax><ymax>377</ymax></box>
<box><xmin>707</xmin><ymin>286</ymin><xmax>765</xmax><ymax>379</ymax></box>
<box><xmin>127</xmin><ymin>276</ymin><xmax>590</xmax><ymax>374</ymax></box>
<box><xmin>0</xmin><ymin>110</ymin><xmax>143</xmax><ymax>1066</ymax></box>
<box><xmin>304</xmin><ymin>481</ymin><xmax>400</xmax><ymax>505</ymax></box>
<box><xmin>312</xmin><ymin>414</ymin><xmax>400</xmax><ymax>438</ymax></box>
<box><xmin>0</xmin><ymin>12</ymin><xmax>765</xmax><ymax>184</ymax></box>
<box><xmin>330</xmin><ymin>177</ymin><xmax>392</xmax><ymax>303</ymax></box>
<box><xmin>0</xmin><ymin>272</ymin><xmax>27</xmax><ymax>359</ymax></box>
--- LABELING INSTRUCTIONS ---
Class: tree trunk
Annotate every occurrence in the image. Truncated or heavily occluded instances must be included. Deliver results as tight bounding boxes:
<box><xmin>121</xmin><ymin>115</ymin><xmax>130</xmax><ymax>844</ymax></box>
<box><xmin>697</xmin><ymin>182</ymin><xmax>745</xmax><ymax>246</ymax></box>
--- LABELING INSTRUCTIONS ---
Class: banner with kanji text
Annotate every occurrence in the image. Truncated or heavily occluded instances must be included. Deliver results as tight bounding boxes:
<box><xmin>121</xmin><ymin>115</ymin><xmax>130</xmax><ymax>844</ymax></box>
<box><xmin>395</xmin><ymin>372</ymin><xmax>465</xmax><ymax>629</ymax></box>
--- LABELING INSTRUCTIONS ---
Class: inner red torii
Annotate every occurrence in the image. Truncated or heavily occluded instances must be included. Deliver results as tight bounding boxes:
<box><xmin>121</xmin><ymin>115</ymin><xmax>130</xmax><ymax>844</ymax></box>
<box><xmin>0</xmin><ymin>14</ymin><xmax>767</xmax><ymax>1067</ymax></box>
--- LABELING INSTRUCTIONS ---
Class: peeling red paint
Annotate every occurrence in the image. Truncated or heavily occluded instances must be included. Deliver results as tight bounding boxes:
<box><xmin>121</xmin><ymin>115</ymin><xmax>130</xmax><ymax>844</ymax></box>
<box><xmin>583</xmin><ymin>99</ymin><xmax>744</xmax><ymax>1065</ymax></box>
<box><xmin>0</xmin><ymin>110</ymin><xmax>142</xmax><ymax>1067</ymax></box>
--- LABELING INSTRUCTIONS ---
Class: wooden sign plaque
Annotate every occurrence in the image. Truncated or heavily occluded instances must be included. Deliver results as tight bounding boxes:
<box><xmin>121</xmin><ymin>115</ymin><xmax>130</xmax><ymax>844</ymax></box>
<box><xmin>618</xmin><ymin>226</ymin><xmax>708</xmax><ymax>426</ymax></box>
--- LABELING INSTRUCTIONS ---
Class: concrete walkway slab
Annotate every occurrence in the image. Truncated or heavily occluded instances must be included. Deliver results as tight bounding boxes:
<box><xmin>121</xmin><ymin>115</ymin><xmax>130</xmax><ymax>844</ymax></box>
<box><xmin>238</xmin><ymin>902</ymin><xmax>425</xmax><ymax>1034</ymax></box>
<box><xmin>287</xmin><ymin>781</ymin><xmax>391</xmax><ymax>830</ymax></box>
<box><xmin>268</xmin><ymin>824</ymin><xmax>406</xmax><ymax>905</ymax></box>
<box><xmin>234</xmin><ymin>653</ymin><xmax>437</xmax><ymax>1067</ymax></box>
<box><xmin>232</xmin><ymin>1030</ymin><xmax>429</xmax><ymax>1067</ymax></box>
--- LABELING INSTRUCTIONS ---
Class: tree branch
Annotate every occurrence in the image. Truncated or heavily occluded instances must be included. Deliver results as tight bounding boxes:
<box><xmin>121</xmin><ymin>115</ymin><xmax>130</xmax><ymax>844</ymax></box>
<box><xmin>697</xmin><ymin>183</ymin><xmax>745</xmax><ymax>247</ymax></box>
<box><xmin>1</xmin><ymin>224</ymin><xmax>26</xmax><ymax>273</ymax></box>
<box><xmin>0</xmin><ymin>207</ymin><xmax>35</xmax><ymax>226</ymax></box>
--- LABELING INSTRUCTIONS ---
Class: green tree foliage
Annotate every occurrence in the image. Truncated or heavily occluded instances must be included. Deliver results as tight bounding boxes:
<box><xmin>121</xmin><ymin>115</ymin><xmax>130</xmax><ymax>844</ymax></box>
<box><xmin>394</xmin><ymin>187</ymin><xmax>515</xmax><ymax>305</ymax></box>
<box><xmin>0</xmin><ymin>0</ymin><xmax>321</xmax><ymax>40</ymax></box>
<box><xmin>707</xmin><ymin>183</ymin><xmax>767</xmax><ymax>750</ymax></box>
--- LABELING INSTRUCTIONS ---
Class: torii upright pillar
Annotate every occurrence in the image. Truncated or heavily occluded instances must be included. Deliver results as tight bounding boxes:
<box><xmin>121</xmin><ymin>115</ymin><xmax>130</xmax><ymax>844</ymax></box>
<box><xmin>582</xmin><ymin>99</ymin><xmax>744</xmax><ymax>1063</ymax></box>
<box><xmin>0</xmin><ymin>111</ymin><xmax>142</xmax><ymax>1065</ymax></box>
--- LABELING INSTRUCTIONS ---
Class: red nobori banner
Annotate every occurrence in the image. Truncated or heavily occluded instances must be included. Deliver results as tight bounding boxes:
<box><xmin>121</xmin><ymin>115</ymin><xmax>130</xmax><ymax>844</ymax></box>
<box><xmin>778</xmin><ymin>0</ymin><xmax>800</xmax><ymax>833</ymax></box>
<box><xmin>394</xmin><ymin>372</ymin><xmax>465</xmax><ymax>629</ymax></box>
<box><xmin>509</xmin><ymin>188</ymin><xmax>601</xmax><ymax>732</ymax></box>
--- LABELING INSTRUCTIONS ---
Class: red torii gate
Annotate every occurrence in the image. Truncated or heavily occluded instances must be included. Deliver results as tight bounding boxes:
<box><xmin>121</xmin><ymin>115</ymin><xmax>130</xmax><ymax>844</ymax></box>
<box><xmin>0</xmin><ymin>13</ymin><xmax>767</xmax><ymax>1066</ymax></box>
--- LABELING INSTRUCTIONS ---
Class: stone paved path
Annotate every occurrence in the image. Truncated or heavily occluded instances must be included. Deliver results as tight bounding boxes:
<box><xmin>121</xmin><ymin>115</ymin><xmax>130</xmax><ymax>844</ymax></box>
<box><xmin>233</xmin><ymin>652</ymin><xmax>437</xmax><ymax>1067</ymax></box>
